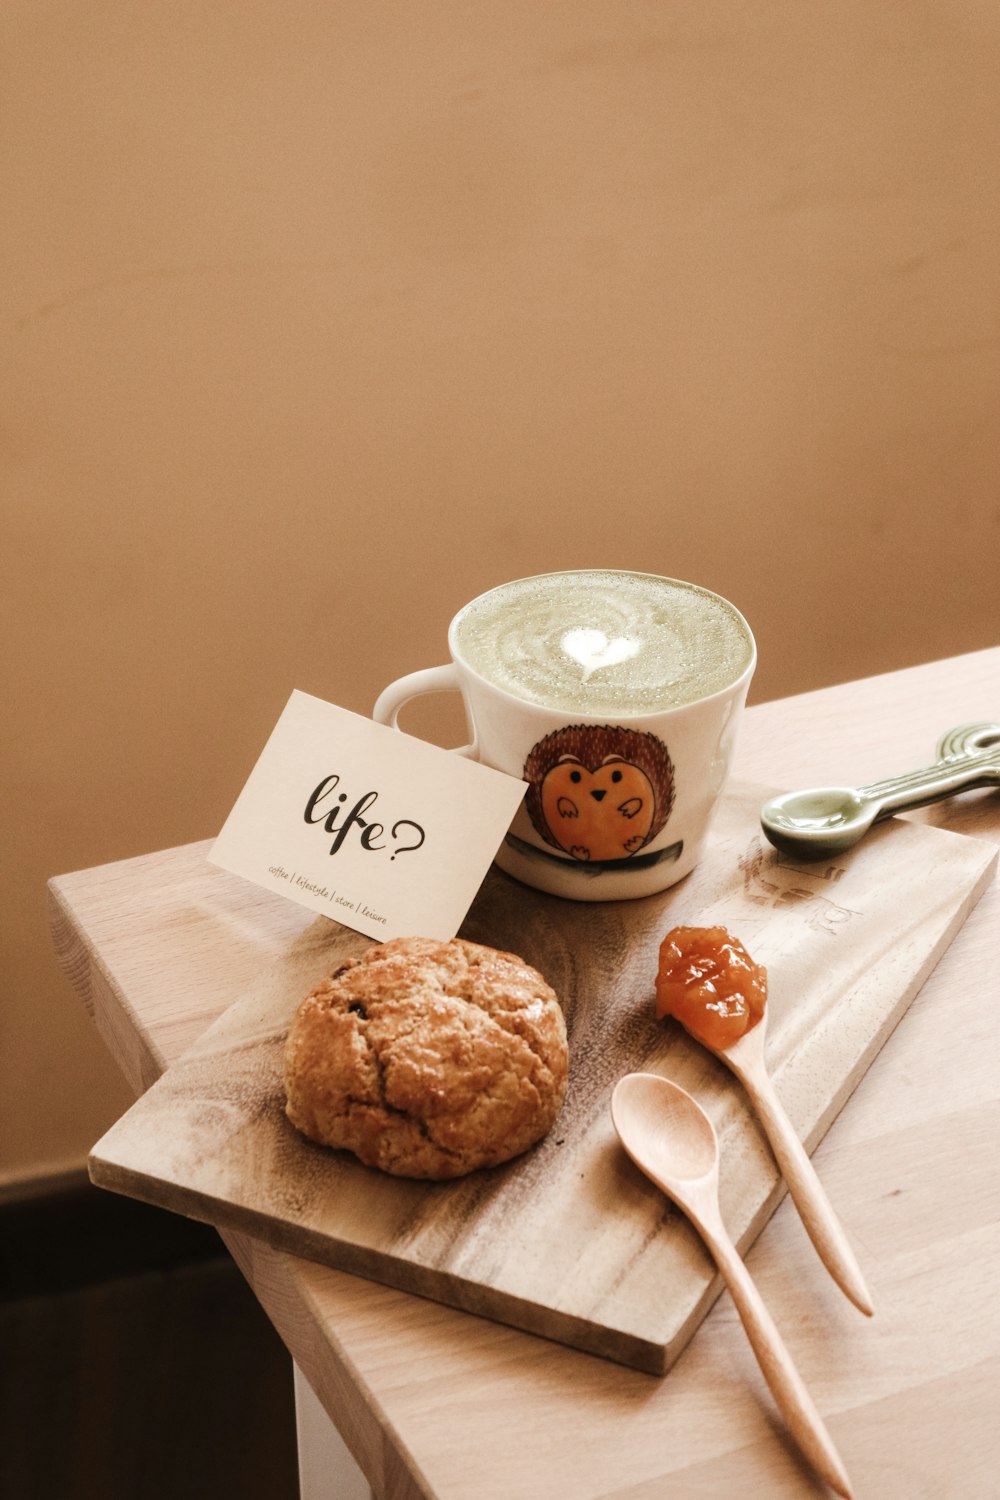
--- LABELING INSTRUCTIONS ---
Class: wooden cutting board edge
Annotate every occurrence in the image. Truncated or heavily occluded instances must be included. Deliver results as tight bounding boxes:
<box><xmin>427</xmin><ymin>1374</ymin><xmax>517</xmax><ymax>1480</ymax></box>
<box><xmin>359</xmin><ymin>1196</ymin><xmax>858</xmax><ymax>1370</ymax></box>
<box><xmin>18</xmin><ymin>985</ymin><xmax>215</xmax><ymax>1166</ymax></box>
<box><xmin>86</xmin><ymin>813</ymin><xmax>998</xmax><ymax>1376</ymax></box>
<box><xmin>86</xmin><ymin>1144</ymin><xmax>698</xmax><ymax>1373</ymax></box>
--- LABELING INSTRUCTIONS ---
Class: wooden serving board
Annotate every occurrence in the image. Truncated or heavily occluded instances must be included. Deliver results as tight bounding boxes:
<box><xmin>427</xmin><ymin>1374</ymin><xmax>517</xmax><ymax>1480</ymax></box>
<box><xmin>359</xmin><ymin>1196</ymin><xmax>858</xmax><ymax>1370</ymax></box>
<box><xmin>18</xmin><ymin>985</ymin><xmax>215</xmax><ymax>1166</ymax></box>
<box><xmin>89</xmin><ymin>783</ymin><xmax>996</xmax><ymax>1374</ymax></box>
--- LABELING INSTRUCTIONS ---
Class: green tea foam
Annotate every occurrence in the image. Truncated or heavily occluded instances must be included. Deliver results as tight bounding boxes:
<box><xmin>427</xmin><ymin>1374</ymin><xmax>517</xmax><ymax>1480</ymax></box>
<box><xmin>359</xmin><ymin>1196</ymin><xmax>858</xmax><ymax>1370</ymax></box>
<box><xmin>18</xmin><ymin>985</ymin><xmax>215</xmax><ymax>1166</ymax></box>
<box><xmin>452</xmin><ymin>571</ymin><xmax>753</xmax><ymax>716</ymax></box>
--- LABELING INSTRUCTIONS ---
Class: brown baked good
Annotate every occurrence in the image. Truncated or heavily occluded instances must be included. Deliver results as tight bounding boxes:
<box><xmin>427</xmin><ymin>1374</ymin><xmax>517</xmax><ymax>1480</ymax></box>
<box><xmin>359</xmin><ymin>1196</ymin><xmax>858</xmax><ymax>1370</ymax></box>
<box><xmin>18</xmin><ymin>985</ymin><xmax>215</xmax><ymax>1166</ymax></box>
<box><xmin>283</xmin><ymin>935</ymin><xmax>569</xmax><ymax>1179</ymax></box>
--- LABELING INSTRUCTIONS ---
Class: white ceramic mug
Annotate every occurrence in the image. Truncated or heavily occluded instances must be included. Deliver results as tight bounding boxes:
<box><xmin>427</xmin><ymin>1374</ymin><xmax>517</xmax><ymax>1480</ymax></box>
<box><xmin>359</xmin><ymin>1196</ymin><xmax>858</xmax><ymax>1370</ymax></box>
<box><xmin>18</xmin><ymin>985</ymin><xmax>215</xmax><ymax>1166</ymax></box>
<box><xmin>373</xmin><ymin>570</ymin><xmax>756</xmax><ymax>901</ymax></box>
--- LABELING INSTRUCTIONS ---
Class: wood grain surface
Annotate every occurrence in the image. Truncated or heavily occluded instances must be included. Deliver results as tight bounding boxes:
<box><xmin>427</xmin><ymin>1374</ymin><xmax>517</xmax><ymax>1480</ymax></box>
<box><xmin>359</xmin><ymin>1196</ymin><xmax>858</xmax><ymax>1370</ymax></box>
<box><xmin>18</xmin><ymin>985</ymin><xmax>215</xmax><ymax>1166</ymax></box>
<box><xmin>87</xmin><ymin>782</ymin><xmax>995</xmax><ymax>1374</ymax></box>
<box><xmin>49</xmin><ymin>650</ymin><xmax>1000</xmax><ymax>1499</ymax></box>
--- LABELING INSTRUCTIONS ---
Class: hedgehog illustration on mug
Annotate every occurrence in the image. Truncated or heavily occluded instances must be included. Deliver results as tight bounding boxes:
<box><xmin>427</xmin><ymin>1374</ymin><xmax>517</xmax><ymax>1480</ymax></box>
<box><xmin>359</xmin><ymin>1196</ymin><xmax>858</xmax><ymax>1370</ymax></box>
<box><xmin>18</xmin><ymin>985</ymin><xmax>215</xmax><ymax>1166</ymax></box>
<box><xmin>523</xmin><ymin>725</ymin><xmax>676</xmax><ymax>864</ymax></box>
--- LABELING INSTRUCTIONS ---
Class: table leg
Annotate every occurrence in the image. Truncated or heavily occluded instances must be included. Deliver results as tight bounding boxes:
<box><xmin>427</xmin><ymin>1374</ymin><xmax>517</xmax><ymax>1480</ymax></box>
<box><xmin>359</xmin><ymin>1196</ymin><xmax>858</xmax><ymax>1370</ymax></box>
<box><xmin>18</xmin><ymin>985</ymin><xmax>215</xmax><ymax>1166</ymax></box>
<box><xmin>293</xmin><ymin>1363</ymin><xmax>374</xmax><ymax>1500</ymax></box>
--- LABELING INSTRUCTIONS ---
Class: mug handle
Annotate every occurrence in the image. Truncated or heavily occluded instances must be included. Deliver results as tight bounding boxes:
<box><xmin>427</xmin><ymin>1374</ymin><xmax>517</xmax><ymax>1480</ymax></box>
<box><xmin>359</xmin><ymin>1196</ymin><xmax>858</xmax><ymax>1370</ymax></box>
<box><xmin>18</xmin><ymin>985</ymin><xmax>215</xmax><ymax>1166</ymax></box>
<box><xmin>372</xmin><ymin>666</ymin><xmax>478</xmax><ymax>758</ymax></box>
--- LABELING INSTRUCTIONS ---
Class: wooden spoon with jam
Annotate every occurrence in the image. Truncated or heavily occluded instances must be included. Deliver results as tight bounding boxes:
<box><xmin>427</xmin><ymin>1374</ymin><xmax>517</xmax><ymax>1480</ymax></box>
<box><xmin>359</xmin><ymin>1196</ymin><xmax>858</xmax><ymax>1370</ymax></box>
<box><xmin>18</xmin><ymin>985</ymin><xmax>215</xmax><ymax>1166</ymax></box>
<box><xmin>656</xmin><ymin>926</ymin><xmax>874</xmax><ymax>1316</ymax></box>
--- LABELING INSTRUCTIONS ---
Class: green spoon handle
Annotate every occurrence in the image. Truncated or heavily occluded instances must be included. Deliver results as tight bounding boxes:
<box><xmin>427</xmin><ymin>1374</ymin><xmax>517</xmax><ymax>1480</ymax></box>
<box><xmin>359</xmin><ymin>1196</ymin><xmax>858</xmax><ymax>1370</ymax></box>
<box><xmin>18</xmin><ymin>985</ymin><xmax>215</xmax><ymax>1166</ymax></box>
<box><xmin>861</xmin><ymin>736</ymin><xmax>1000</xmax><ymax>820</ymax></box>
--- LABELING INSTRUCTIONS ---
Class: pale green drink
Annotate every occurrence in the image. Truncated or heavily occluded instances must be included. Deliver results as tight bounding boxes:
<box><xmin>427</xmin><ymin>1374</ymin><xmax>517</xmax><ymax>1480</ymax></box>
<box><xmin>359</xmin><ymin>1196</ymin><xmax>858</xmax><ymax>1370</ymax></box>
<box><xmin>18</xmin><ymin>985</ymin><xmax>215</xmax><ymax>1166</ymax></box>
<box><xmin>452</xmin><ymin>570</ymin><xmax>753</xmax><ymax>718</ymax></box>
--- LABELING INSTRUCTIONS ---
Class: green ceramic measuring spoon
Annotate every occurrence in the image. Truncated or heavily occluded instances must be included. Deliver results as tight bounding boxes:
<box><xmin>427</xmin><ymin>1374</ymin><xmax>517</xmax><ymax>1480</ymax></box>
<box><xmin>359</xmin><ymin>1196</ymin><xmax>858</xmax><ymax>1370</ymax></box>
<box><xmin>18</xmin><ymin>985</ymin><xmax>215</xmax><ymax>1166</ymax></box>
<box><xmin>760</xmin><ymin>722</ymin><xmax>1000</xmax><ymax>861</ymax></box>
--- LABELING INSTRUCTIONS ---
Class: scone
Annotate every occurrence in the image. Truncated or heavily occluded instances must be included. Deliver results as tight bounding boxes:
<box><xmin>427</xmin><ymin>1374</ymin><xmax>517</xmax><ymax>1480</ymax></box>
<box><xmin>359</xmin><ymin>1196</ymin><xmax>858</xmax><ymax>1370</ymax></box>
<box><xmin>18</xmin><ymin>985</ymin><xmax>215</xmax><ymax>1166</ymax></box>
<box><xmin>283</xmin><ymin>935</ymin><xmax>569</xmax><ymax>1179</ymax></box>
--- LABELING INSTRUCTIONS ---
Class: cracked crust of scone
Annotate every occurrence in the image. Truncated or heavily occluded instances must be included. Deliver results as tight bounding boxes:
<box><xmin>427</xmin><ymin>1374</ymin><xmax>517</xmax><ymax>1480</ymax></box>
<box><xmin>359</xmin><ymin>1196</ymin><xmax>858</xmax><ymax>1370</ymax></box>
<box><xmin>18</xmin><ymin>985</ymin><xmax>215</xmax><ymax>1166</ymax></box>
<box><xmin>282</xmin><ymin>936</ymin><xmax>569</xmax><ymax>1180</ymax></box>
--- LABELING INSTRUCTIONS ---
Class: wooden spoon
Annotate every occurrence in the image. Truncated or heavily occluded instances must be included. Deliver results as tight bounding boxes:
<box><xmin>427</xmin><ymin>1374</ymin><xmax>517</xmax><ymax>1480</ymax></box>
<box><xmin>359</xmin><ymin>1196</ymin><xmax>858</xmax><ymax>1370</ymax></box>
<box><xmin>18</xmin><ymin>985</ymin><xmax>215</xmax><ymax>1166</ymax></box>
<box><xmin>611</xmin><ymin>1073</ymin><xmax>854</xmax><ymax>1500</ymax></box>
<box><xmin>715</xmin><ymin>1011</ymin><xmax>874</xmax><ymax>1317</ymax></box>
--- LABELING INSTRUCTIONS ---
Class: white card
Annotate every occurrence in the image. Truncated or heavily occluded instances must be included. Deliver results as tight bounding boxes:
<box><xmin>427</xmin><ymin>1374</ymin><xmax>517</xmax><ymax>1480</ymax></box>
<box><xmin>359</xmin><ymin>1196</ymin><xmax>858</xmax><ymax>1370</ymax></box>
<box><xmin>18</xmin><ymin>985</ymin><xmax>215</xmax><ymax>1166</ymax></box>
<box><xmin>208</xmin><ymin>691</ymin><xmax>527</xmax><ymax>942</ymax></box>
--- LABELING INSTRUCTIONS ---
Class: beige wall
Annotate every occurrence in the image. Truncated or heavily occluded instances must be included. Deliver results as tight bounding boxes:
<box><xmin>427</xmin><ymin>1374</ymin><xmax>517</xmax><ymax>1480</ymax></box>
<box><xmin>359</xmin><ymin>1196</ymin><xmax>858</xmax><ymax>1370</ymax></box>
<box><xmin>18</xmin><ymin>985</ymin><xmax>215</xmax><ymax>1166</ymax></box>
<box><xmin>3</xmin><ymin>2</ymin><xmax>999</xmax><ymax>1186</ymax></box>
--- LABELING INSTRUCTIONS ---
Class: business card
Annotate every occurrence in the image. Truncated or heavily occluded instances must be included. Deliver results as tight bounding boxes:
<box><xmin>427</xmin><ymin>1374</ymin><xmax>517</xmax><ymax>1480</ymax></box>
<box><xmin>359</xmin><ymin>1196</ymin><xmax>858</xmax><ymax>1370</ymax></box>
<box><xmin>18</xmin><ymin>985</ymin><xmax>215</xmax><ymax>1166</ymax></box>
<box><xmin>208</xmin><ymin>691</ymin><xmax>527</xmax><ymax>942</ymax></box>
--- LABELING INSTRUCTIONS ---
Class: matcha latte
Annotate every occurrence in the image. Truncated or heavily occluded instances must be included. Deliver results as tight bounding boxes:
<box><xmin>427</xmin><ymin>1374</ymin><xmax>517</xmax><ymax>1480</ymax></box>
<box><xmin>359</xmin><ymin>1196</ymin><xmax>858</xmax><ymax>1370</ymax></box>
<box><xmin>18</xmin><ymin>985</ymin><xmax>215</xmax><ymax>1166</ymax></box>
<box><xmin>452</xmin><ymin>571</ymin><xmax>754</xmax><ymax>717</ymax></box>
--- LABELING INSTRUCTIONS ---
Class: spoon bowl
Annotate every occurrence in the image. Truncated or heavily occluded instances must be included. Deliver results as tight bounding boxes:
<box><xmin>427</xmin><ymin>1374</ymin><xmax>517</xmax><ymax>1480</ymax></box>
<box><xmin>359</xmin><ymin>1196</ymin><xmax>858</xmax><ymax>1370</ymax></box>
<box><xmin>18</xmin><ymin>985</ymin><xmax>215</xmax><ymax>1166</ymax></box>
<box><xmin>612</xmin><ymin>1073</ymin><xmax>853</xmax><ymax>1498</ymax></box>
<box><xmin>761</xmin><ymin>786</ymin><xmax>876</xmax><ymax>859</ymax></box>
<box><xmin>616</xmin><ymin>1071</ymin><xmax>719</xmax><ymax>1183</ymax></box>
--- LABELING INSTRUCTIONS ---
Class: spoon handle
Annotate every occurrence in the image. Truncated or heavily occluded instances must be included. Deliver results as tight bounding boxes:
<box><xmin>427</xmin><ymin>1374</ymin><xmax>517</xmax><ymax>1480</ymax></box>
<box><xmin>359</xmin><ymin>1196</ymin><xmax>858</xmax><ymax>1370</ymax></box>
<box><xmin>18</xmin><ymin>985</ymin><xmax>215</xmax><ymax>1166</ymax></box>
<box><xmin>728</xmin><ymin>1054</ymin><xmax>874</xmax><ymax>1316</ymax></box>
<box><xmin>859</xmin><ymin>740</ymin><xmax>1000</xmax><ymax>819</ymax></box>
<box><xmin>702</xmin><ymin>1211</ymin><xmax>854</xmax><ymax>1499</ymax></box>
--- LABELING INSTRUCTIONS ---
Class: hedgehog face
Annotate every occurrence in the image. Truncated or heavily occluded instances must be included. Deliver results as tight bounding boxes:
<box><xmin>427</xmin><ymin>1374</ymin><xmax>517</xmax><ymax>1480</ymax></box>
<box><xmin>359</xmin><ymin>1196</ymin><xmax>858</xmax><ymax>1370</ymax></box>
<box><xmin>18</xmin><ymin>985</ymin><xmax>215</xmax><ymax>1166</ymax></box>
<box><xmin>540</xmin><ymin>756</ymin><xmax>655</xmax><ymax>861</ymax></box>
<box><xmin>524</xmin><ymin>724</ymin><xmax>675</xmax><ymax>862</ymax></box>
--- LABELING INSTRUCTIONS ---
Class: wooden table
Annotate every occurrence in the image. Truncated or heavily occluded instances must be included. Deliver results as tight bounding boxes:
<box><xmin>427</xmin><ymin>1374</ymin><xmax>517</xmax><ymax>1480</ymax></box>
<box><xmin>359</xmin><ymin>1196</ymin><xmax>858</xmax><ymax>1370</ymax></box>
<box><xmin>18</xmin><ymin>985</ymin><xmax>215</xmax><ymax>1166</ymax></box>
<box><xmin>50</xmin><ymin>649</ymin><xmax>1000</xmax><ymax>1499</ymax></box>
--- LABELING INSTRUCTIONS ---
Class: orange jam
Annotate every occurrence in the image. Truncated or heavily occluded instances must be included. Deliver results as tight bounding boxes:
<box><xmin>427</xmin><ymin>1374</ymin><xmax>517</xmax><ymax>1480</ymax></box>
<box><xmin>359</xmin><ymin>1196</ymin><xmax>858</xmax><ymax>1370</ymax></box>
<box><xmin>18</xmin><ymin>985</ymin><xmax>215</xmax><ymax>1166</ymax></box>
<box><xmin>655</xmin><ymin>926</ymin><xmax>767</xmax><ymax>1051</ymax></box>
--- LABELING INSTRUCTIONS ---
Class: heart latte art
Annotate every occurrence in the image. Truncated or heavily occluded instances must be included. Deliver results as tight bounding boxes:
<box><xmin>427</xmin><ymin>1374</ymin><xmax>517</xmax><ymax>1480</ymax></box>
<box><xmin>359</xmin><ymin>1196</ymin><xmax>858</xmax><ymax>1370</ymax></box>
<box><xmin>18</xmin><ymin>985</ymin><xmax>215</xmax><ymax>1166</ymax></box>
<box><xmin>560</xmin><ymin>628</ymin><xmax>641</xmax><ymax>681</ymax></box>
